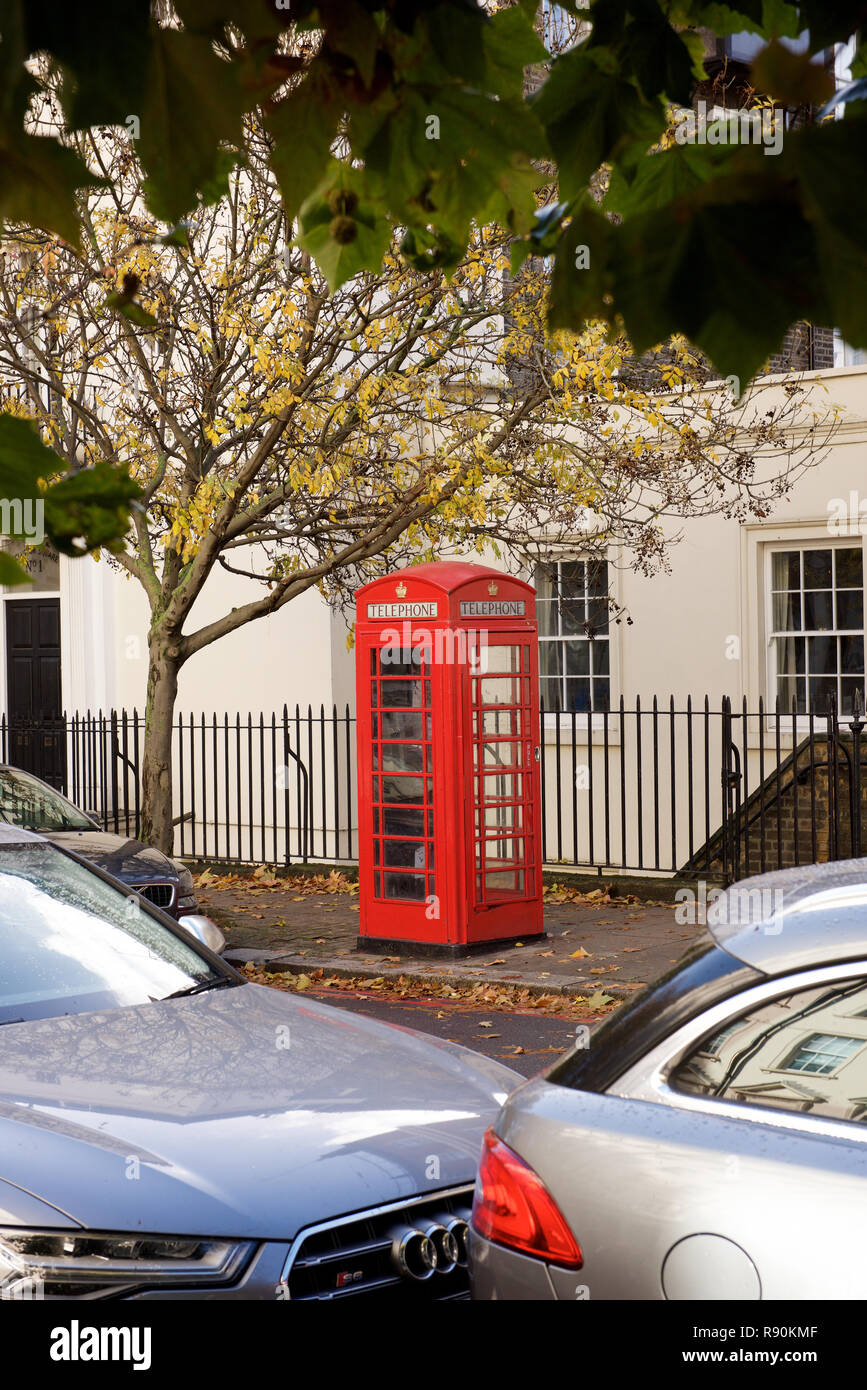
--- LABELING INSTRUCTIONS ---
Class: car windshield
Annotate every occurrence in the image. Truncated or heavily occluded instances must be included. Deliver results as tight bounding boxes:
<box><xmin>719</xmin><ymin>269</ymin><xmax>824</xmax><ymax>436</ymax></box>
<box><xmin>0</xmin><ymin>768</ymin><xmax>94</xmax><ymax>832</ymax></box>
<box><xmin>0</xmin><ymin>841</ymin><xmax>227</xmax><ymax>1025</ymax></box>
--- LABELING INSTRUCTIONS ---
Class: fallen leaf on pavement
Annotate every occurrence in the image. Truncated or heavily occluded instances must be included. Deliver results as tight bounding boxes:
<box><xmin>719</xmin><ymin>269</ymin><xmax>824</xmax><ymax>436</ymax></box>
<box><xmin>239</xmin><ymin>964</ymin><xmax>621</xmax><ymax>1018</ymax></box>
<box><xmin>570</xmin><ymin>948</ymin><xmax>591</xmax><ymax>959</ymax></box>
<box><xmin>194</xmin><ymin>867</ymin><xmax>359</xmax><ymax>897</ymax></box>
<box><xmin>543</xmin><ymin>881</ymin><xmax>643</xmax><ymax>906</ymax></box>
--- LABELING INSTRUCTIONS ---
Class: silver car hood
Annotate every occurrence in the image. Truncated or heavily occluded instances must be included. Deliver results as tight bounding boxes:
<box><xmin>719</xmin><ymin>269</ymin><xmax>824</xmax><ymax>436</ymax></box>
<box><xmin>0</xmin><ymin>983</ymin><xmax>517</xmax><ymax>1240</ymax></box>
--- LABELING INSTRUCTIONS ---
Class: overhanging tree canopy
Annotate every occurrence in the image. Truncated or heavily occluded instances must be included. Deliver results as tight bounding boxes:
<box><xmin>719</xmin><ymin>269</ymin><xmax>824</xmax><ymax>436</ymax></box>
<box><xmin>0</xmin><ymin>0</ymin><xmax>865</xmax><ymax>384</ymax></box>
<box><xmin>0</xmin><ymin>113</ymin><xmax>835</xmax><ymax>849</ymax></box>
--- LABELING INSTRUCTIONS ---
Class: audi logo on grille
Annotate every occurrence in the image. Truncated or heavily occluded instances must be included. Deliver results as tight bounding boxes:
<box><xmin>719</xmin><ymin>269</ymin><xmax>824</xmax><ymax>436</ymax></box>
<box><xmin>388</xmin><ymin>1218</ymin><xmax>469</xmax><ymax>1281</ymax></box>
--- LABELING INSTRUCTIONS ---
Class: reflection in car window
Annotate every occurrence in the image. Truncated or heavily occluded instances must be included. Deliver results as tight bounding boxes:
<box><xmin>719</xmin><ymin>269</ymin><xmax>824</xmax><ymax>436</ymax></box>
<box><xmin>786</xmin><ymin>1033</ymin><xmax>863</xmax><ymax>1075</ymax></box>
<box><xmin>671</xmin><ymin>978</ymin><xmax>867</xmax><ymax>1126</ymax></box>
<box><xmin>0</xmin><ymin>843</ymin><xmax>223</xmax><ymax>1024</ymax></box>
<box><xmin>0</xmin><ymin>768</ymin><xmax>93</xmax><ymax>831</ymax></box>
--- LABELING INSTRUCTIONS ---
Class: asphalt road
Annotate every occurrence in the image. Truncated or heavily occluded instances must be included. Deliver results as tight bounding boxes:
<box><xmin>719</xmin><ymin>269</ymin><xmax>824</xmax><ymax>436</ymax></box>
<box><xmin>304</xmin><ymin>986</ymin><xmax>597</xmax><ymax>1077</ymax></box>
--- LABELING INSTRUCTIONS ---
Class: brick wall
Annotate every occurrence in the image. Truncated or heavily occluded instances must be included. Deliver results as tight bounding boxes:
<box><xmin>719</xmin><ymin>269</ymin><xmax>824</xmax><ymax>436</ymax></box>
<box><xmin>766</xmin><ymin>324</ymin><xmax>835</xmax><ymax>375</ymax></box>
<box><xmin>697</xmin><ymin>737</ymin><xmax>867</xmax><ymax>878</ymax></box>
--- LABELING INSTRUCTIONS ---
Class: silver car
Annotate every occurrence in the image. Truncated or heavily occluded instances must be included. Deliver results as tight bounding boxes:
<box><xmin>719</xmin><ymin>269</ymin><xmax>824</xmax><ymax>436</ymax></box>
<box><xmin>0</xmin><ymin>825</ymin><xmax>519</xmax><ymax>1301</ymax></box>
<box><xmin>470</xmin><ymin>859</ymin><xmax>867</xmax><ymax>1300</ymax></box>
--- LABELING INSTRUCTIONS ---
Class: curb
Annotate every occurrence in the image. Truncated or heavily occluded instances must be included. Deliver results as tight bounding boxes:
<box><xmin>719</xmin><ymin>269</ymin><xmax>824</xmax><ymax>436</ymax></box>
<box><xmin>223</xmin><ymin>948</ymin><xmax>634</xmax><ymax>1002</ymax></box>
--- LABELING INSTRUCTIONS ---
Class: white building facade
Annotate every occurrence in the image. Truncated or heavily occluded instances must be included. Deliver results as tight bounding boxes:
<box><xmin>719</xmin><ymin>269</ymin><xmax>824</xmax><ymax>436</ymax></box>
<box><xmin>4</xmin><ymin>362</ymin><xmax>867</xmax><ymax>876</ymax></box>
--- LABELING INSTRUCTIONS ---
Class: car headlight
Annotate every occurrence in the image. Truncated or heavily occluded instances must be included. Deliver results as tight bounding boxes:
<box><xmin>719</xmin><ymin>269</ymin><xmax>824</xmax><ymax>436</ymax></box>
<box><xmin>174</xmin><ymin>862</ymin><xmax>197</xmax><ymax>910</ymax></box>
<box><xmin>0</xmin><ymin>1231</ymin><xmax>254</xmax><ymax>1298</ymax></box>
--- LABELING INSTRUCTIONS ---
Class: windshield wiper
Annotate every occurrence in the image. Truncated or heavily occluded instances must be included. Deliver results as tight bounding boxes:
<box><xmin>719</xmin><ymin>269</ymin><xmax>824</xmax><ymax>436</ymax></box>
<box><xmin>157</xmin><ymin>976</ymin><xmax>235</xmax><ymax>1001</ymax></box>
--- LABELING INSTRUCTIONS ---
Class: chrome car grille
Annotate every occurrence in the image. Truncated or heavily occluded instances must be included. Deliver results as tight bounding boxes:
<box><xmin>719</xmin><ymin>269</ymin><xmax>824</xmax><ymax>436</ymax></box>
<box><xmin>282</xmin><ymin>1188</ymin><xmax>474</xmax><ymax>1301</ymax></box>
<box><xmin>133</xmin><ymin>882</ymin><xmax>175</xmax><ymax>910</ymax></box>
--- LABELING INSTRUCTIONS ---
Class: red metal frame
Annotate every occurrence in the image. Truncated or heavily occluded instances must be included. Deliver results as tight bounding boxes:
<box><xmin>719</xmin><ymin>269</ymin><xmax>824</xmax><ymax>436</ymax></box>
<box><xmin>355</xmin><ymin>562</ymin><xmax>543</xmax><ymax>952</ymax></box>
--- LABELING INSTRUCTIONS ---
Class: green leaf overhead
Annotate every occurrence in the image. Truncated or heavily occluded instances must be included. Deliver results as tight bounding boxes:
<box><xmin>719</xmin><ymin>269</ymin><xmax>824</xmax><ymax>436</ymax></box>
<box><xmin>613</xmin><ymin>187</ymin><xmax>828</xmax><ymax>383</ymax></box>
<box><xmin>604</xmin><ymin>138</ymin><xmax>731</xmax><ymax>217</ymax></box>
<box><xmin>137</xmin><ymin>30</ymin><xmax>248</xmax><ymax>223</ymax></box>
<box><xmin>267</xmin><ymin>69</ymin><xmax>342</xmax><ymax>222</ymax></box>
<box><xmin>0</xmin><ymin>136</ymin><xmax>102</xmax><ymax>248</ymax></box>
<box><xmin>295</xmin><ymin>167</ymin><xmax>392</xmax><ymax>290</ymax></box>
<box><xmin>2</xmin><ymin>0</ymin><xmax>867</xmax><ymax>383</ymax></box>
<box><xmin>0</xmin><ymin>415</ymin><xmax>62</xmax><ymax>499</ymax></box>
<box><xmin>532</xmin><ymin>49</ymin><xmax>665</xmax><ymax>201</ymax></box>
<box><xmin>0</xmin><ymin>551</ymin><xmax>33</xmax><ymax>587</ymax></box>
<box><xmin>483</xmin><ymin>4</ymin><xmax>549</xmax><ymax>97</ymax></box>
<box><xmin>750</xmin><ymin>38</ymin><xmax>835</xmax><ymax>107</ymax></box>
<box><xmin>0</xmin><ymin>416</ymin><xmax>139</xmax><ymax>578</ymax></box>
<box><xmin>42</xmin><ymin>462</ymin><xmax>141</xmax><ymax>556</ymax></box>
<box><xmin>784</xmin><ymin>115</ymin><xmax>867</xmax><ymax>350</ymax></box>
<box><xmin>591</xmin><ymin>0</ymin><xmax>701</xmax><ymax>104</ymax></box>
<box><xmin>22</xmin><ymin>0</ymin><xmax>153</xmax><ymax>129</ymax></box>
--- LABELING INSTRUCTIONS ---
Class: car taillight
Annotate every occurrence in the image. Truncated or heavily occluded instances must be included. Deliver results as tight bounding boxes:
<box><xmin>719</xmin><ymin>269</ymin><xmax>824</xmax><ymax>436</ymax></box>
<box><xmin>471</xmin><ymin>1128</ymin><xmax>583</xmax><ymax>1269</ymax></box>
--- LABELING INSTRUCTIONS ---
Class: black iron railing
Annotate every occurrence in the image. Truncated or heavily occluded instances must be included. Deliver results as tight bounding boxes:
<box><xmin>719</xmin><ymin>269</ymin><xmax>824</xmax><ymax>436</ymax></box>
<box><xmin>0</xmin><ymin>695</ymin><xmax>863</xmax><ymax>882</ymax></box>
<box><xmin>0</xmin><ymin>706</ymin><xmax>353</xmax><ymax>866</ymax></box>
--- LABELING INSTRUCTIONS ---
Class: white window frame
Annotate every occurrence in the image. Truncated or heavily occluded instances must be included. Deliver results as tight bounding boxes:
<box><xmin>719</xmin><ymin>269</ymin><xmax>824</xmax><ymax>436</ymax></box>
<box><xmin>833</xmin><ymin>329</ymin><xmax>867</xmax><ymax>369</ymax></box>
<box><xmin>765</xmin><ymin>538</ymin><xmax>866</xmax><ymax>721</ymax></box>
<box><xmin>536</xmin><ymin>556</ymin><xmax>613</xmax><ymax>719</ymax></box>
<box><xmin>781</xmin><ymin>1032</ymin><xmax>864</xmax><ymax>1077</ymax></box>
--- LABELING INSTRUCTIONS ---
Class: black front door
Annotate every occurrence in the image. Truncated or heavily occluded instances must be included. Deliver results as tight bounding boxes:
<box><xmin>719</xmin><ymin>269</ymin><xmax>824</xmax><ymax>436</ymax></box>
<box><xmin>5</xmin><ymin>598</ymin><xmax>66</xmax><ymax>788</ymax></box>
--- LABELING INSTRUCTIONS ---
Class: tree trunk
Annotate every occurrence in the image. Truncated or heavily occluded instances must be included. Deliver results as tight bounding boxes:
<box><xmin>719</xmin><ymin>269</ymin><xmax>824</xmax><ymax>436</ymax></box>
<box><xmin>140</xmin><ymin>640</ymin><xmax>180</xmax><ymax>854</ymax></box>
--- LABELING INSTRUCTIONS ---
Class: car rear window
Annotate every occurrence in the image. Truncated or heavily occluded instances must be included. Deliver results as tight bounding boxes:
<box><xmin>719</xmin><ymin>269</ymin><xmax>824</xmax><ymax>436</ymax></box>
<box><xmin>545</xmin><ymin>934</ymin><xmax>762</xmax><ymax>1094</ymax></box>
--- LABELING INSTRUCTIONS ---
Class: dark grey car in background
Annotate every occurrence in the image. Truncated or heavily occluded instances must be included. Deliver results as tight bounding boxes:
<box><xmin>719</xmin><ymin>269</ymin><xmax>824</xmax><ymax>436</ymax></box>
<box><xmin>470</xmin><ymin>859</ymin><xmax>867</xmax><ymax>1300</ymax></box>
<box><xmin>0</xmin><ymin>764</ymin><xmax>198</xmax><ymax>919</ymax></box>
<box><xmin>0</xmin><ymin>824</ymin><xmax>519</xmax><ymax>1300</ymax></box>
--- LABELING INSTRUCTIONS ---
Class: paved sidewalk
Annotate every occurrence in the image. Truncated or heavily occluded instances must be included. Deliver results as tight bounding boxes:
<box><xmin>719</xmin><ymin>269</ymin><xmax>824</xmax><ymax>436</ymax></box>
<box><xmin>195</xmin><ymin>871</ymin><xmax>698</xmax><ymax>999</ymax></box>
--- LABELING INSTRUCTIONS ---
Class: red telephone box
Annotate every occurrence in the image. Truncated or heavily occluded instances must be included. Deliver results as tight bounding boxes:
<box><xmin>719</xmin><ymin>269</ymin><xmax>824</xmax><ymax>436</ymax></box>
<box><xmin>355</xmin><ymin>562</ymin><xmax>544</xmax><ymax>956</ymax></box>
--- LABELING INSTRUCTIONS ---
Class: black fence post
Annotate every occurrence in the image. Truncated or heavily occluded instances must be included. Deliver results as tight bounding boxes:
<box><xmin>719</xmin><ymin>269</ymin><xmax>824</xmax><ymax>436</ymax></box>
<box><xmin>282</xmin><ymin>703</ymin><xmax>292</xmax><ymax>867</ymax></box>
<box><xmin>851</xmin><ymin>689</ymin><xmax>864</xmax><ymax>859</ymax></box>
<box><xmin>721</xmin><ymin>696</ymin><xmax>731</xmax><ymax>884</ymax></box>
<box><xmin>828</xmin><ymin>692</ymin><xmax>841</xmax><ymax>860</ymax></box>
